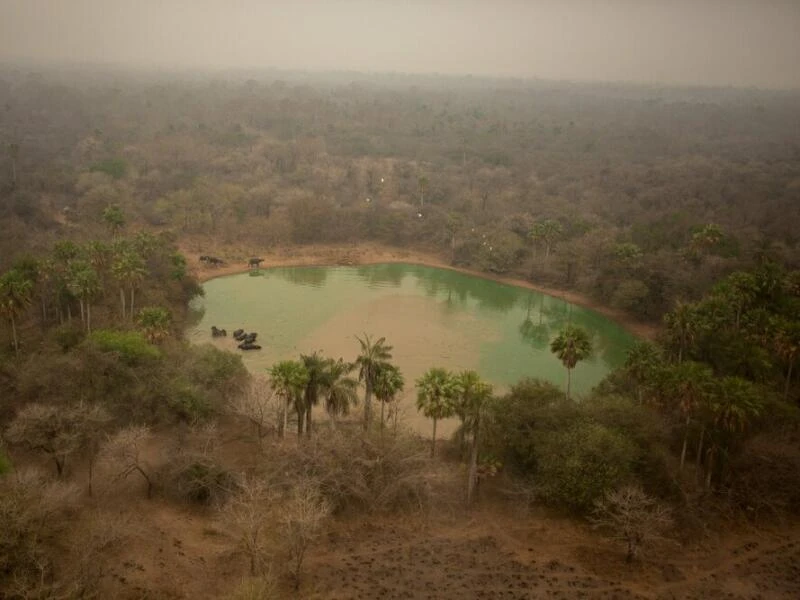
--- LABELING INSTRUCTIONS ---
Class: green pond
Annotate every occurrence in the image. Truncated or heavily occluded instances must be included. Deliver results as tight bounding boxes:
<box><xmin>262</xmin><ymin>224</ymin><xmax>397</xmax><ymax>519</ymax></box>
<box><xmin>187</xmin><ymin>263</ymin><xmax>636</xmax><ymax>433</ymax></box>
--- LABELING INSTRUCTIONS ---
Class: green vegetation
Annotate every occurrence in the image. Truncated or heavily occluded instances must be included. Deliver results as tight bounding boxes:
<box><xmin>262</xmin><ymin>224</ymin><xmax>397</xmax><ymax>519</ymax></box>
<box><xmin>1</xmin><ymin>68</ymin><xmax>799</xmax><ymax>596</ymax></box>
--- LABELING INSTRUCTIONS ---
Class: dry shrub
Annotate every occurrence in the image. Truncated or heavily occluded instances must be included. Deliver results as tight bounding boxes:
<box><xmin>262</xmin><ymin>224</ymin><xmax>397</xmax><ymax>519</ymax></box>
<box><xmin>100</xmin><ymin>425</ymin><xmax>156</xmax><ymax>498</ymax></box>
<box><xmin>161</xmin><ymin>423</ymin><xmax>238</xmax><ymax>507</ymax></box>
<box><xmin>220</xmin><ymin>475</ymin><xmax>276</xmax><ymax>576</ymax></box>
<box><xmin>278</xmin><ymin>480</ymin><xmax>330</xmax><ymax>588</ymax></box>
<box><xmin>726</xmin><ymin>434</ymin><xmax>800</xmax><ymax>521</ymax></box>
<box><xmin>0</xmin><ymin>468</ymin><xmax>81</xmax><ymax>598</ymax></box>
<box><xmin>264</xmin><ymin>429</ymin><xmax>431</xmax><ymax>514</ymax></box>
<box><xmin>228</xmin><ymin>375</ymin><xmax>280</xmax><ymax>443</ymax></box>
<box><xmin>225</xmin><ymin>575</ymin><xmax>280</xmax><ymax>600</ymax></box>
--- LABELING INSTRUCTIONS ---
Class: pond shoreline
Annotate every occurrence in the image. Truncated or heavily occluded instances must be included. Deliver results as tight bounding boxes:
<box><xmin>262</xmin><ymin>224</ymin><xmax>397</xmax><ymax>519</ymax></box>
<box><xmin>181</xmin><ymin>241</ymin><xmax>658</xmax><ymax>340</ymax></box>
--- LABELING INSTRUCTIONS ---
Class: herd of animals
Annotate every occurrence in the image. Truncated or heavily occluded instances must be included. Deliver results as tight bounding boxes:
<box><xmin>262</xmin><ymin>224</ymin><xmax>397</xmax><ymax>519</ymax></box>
<box><xmin>211</xmin><ymin>326</ymin><xmax>261</xmax><ymax>350</ymax></box>
<box><xmin>203</xmin><ymin>255</ymin><xmax>266</xmax><ymax>350</ymax></box>
<box><xmin>199</xmin><ymin>255</ymin><xmax>265</xmax><ymax>269</ymax></box>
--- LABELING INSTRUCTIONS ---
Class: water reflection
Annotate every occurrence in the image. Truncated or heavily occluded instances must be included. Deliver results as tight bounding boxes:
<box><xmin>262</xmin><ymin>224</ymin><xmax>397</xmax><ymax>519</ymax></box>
<box><xmin>269</xmin><ymin>266</ymin><xmax>329</xmax><ymax>287</ymax></box>
<box><xmin>356</xmin><ymin>263</ymin><xmax>407</xmax><ymax>288</ymax></box>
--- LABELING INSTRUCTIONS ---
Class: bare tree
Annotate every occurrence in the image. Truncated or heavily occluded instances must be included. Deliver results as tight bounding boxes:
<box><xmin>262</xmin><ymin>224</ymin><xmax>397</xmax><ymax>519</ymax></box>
<box><xmin>278</xmin><ymin>480</ymin><xmax>330</xmax><ymax>589</ymax></box>
<box><xmin>590</xmin><ymin>485</ymin><xmax>673</xmax><ymax>563</ymax></box>
<box><xmin>100</xmin><ymin>426</ymin><xmax>156</xmax><ymax>499</ymax></box>
<box><xmin>228</xmin><ymin>376</ymin><xmax>278</xmax><ymax>444</ymax></box>
<box><xmin>221</xmin><ymin>475</ymin><xmax>275</xmax><ymax>575</ymax></box>
<box><xmin>5</xmin><ymin>403</ymin><xmax>109</xmax><ymax>478</ymax></box>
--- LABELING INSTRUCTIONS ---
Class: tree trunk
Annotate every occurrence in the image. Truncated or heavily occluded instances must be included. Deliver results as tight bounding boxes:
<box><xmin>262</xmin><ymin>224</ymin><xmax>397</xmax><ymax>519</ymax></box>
<box><xmin>785</xmin><ymin>359</ymin><xmax>794</xmax><ymax>401</ymax></box>
<box><xmin>10</xmin><ymin>314</ymin><xmax>18</xmax><ymax>356</ymax></box>
<box><xmin>704</xmin><ymin>447</ymin><xmax>714</xmax><ymax>491</ymax></box>
<box><xmin>467</xmin><ymin>412</ymin><xmax>481</xmax><ymax>505</ymax></box>
<box><xmin>380</xmin><ymin>399</ymin><xmax>385</xmax><ymax>430</ymax></box>
<box><xmin>679</xmin><ymin>415</ymin><xmax>690</xmax><ymax>471</ymax></box>
<box><xmin>363</xmin><ymin>381</ymin><xmax>373</xmax><ymax>430</ymax></box>
<box><xmin>695</xmin><ymin>426</ymin><xmax>705</xmax><ymax>471</ymax></box>
<box><xmin>281</xmin><ymin>402</ymin><xmax>288</xmax><ymax>438</ymax></box>
<box><xmin>305</xmin><ymin>405</ymin><xmax>312</xmax><ymax>437</ymax></box>
<box><xmin>565</xmin><ymin>368</ymin><xmax>572</xmax><ymax>401</ymax></box>
<box><xmin>120</xmin><ymin>287</ymin><xmax>126</xmax><ymax>319</ymax></box>
<box><xmin>79</xmin><ymin>298</ymin><xmax>85</xmax><ymax>326</ymax></box>
<box><xmin>41</xmin><ymin>295</ymin><xmax>47</xmax><ymax>327</ymax></box>
<box><xmin>430</xmin><ymin>418</ymin><xmax>438</xmax><ymax>458</ymax></box>
<box><xmin>297</xmin><ymin>405</ymin><xmax>304</xmax><ymax>435</ymax></box>
<box><xmin>130</xmin><ymin>287</ymin><xmax>135</xmax><ymax>320</ymax></box>
<box><xmin>86</xmin><ymin>302</ymin><xmax>91</xmax><ymax>333</ymax></box>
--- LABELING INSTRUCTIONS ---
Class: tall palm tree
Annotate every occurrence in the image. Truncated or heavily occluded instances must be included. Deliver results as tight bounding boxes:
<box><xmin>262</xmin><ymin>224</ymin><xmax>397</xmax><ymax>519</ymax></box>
<box><xmin>663</xmin><ymin>301</ymin><xmax>697</xmax><ymax>363</ymax></box>
<box><xmin>664</xmin><ymin>361</ymin><xmax>713</xmax><ymax>472</ymax></box>
<box><xmin>355</xmin><ymin>334</ymin><xmax>393</xmax><ymax>429</ymax></box>
<box><xmin>0</xmin><ymin>269</ymin><xmax>34</xmax><ymax>356</ymax></box>
<box><xmin>624</xmin><ymin>341</ymin><xmax>663</xmax><ymax>405</ymax></box>
<box><xmin>704</xmin><ymin>376</ymin><xmax>762</xmax><ymax>489</ymax></box>
<box><xmin>300</xmin><ymin>351</ymin><xmax>328</xmax><ymax>436</ymax></box>
<box><xmin>549</xmin><ymin>325</ymin><xmax>592</xmax><ymax>401</ymax></box>
<box><xmin>773</xmin><ymin>318</ymin><xmax>800</xmax><ymax>401</ymax></box>
<box><xmin>373</xmin><ymin>363</ymin><xmax>405</xmax><ymax>431</ymax></box>
<box><xmin>112</xmin><ymin>250</ymin><xmax>146</xmax><ymax>319</ymax></box>
<box><xmin>68</xmin><ymin>261</ymin><xmax>101</xmax><ymax>333</ymax></box>
<box><xmin>452</xmin><ymin>370</ymin><xmax>493</xmax><ymax>504</ymax></box>
<box><xmin>322</xmin><ymin>358</ymin><xmax>359</xmax><ymax>429</ymax></box>
<box><xmin>269</xmin><ymin>360</ymin><xmax>309</xmax><ymax>438</ymax></box>
<box><xmin>416</xmin><ymin>368</ymin><xmax>457</xmax><ymax>458</ymax></box>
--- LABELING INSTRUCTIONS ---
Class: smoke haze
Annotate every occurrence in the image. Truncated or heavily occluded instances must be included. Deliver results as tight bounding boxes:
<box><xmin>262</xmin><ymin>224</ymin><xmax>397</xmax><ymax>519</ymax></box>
<box><xmin>1</xmin><ymin>0</ymin><xmax>798</xmax><ymax>88</ymax></box>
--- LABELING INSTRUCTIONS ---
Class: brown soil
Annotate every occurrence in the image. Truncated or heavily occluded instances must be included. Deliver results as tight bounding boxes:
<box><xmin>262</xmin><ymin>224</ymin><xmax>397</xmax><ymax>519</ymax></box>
<box><xmin>95</xmin><ymin>491</ymin><xmax>800</xmax><ymax>599</ymax></box>
<box><xmin>179</xmin><ymin>239</ymin><xmax>658</xmax><ymax>340</ymax></box>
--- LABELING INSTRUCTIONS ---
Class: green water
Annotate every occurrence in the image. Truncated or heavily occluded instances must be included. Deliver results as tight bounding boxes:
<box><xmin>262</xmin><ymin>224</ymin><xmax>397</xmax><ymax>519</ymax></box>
<box><xmin>188</xmin><ymin>264</ymin><xmax>636</xmax><ymax>431</ymax></box>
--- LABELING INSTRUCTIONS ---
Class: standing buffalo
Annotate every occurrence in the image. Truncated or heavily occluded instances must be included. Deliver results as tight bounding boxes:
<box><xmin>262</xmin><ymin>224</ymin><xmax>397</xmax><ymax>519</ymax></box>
<box><xmin>248</xmin><ymin>257</ymin><xmax>264</xmax><ymax>269</ymax></box>
<box><xmin>211</xmin><ymin>326</ymin><xmax>227</xmax><ymax>337</ymax></box>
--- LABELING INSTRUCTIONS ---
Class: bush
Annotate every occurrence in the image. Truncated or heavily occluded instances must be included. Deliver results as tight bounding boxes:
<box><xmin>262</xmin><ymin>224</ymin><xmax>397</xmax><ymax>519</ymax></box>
<box><xmin>87</xmin><ymin>329</ymin><xmax>161</xmax><ymax>365</ymax></box>
<box><xmin>535</xmin><ymin>422</ymin><xmax>636</xmax><ymax>513</ymax></box>
<box><xmin>0</xmin><ymin>449</ymin><xmax>10</xmax><ymax>475</ymax></box>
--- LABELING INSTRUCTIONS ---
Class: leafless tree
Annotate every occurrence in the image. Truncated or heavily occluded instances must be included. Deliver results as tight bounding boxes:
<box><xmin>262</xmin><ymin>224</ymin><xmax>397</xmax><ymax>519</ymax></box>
<box><xmin>100</xmin><ymin>425</ymin><xmax>156</xmax><ymax>498</ymax></box>
<box><xmin>590</xmin><ymin>485</ymin><xmax>673</xmax><ymax>563</ymax></box>
<box><xmin>228</xmin><ymin>376</ymin><xmax>278</xmax><ymax>444</ymax></box>
<box><xmin>221</xmin><ymin>475</ymin><xmax>275</xmax><ymax>575</ymax></box>
<box><xmin>278</xmin><ymin>480</ymin><xmax>330</xmax><ymax>589</ymax></box>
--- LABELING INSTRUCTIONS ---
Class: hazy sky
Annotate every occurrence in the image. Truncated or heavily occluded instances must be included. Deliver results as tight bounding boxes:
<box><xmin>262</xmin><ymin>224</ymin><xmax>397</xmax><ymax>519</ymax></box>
<box><xmin>1</xmin><ymin>0</ymin><xmax>798</xmax><ymax>88</ymax></box>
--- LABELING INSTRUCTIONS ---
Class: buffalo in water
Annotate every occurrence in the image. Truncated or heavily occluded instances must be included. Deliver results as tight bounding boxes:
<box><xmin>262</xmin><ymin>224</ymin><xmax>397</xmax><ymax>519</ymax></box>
<box><xmin>238</xmin><ymin>342</ymin><xmax>262</xmax><ymax>351</ymax></box>
<box><xmin>211</xmin><ymin>326</ymin><xmax>227</xmax><ymax>337</ymax></box>
<box><xmin>242</xmin><ymin>332</ymin><xmax>257</xmax><ymax>343</ymax></box>
<box><xmin>233</xmin><ymin>329</ymin><xmax>246</xmax><ymax>341</ymax></box>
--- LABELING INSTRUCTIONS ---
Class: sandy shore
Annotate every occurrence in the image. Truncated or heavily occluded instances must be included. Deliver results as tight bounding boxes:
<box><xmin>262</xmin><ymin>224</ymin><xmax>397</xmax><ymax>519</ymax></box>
<box><xmin>180</xmin><ymin>240</ymin><xmax>658</xmax><ymax>340</ymax></box>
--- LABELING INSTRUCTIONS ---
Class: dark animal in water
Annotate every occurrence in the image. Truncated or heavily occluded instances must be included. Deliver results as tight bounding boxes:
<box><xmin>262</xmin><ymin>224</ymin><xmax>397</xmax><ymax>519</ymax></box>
<box><xmin>233</xmin><ymin>329</ymin><xmax>246</xmax><ymax>341</ymax></box>
<box><xmin>248</xmin><ymin>257</ymin><xmax>264</xmax><ymax>269</ymax></box>
<box><xmin>211</xmin><ymin>326</ymin><xmax>227</xmax><ymax>337</ymax></box>
<box><xmin>238</xmin><ymin>342</ymin><xmax>262</xmax><ymax>350</ymax></box>
<box><xmin>242</xmin><ymin>332</ymin><xmax>257</xmax><ymax>343</ymax></box>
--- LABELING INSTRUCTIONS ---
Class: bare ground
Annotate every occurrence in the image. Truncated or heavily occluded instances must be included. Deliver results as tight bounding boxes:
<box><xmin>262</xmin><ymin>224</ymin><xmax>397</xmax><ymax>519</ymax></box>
<box><xmin>89</xmin><ymin>492</ymin><xmax>800</xmax><ymax>599</ymax></box>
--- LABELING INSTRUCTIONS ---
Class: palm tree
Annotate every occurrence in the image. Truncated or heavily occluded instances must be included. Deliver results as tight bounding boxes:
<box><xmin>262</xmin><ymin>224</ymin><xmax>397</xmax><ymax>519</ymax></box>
<box><xmin>624</xmin><ymin>341</ymin><xmax>663</xmax><ymax>405</ymax></box>
<box><xmin>68</xmin><ymin>261</ymin><xmax>101</xmax><ymax>333</ymax></box>
<box><xmin>355</xmin><ymin>334</ymin><xmax>393</xmax><ymax>429</ymax></box>
<box><xmin>322</xmin><ymin>359</ymin><xmax>359</xmax><ymax>429</ymax></box>
<box><xmin>773</xmin><ymin>318</ymin><xmax>800</xmax><ymax>401</ymax></box>
<box><xmin>112</xmin><ymin>250</ymin><xmax>146</xmax><ymax>319</ymax></box>
<box><xmin>549</xmin><ymin>325</ymin><xmax>592</xmax><ymax>401</ymax></box>
<box><xmin>102</xmin><ymin>205</ymin><xmax>126</xmax><ymax>237</ymax></box>
<box><xmin>0</xmin><ymin>269</ymin><xmax>34</xmax><ymax>355</ymax></box>
<box><xmin>664</xmin><ymin>361</ymin><xmax>713</xmax><ymax>472</ymax></box>
<box><xmin>269</xmin><ymin>360</ymin><xmax>309</xmax><ymax>438</ymax></box>
<box><xmin>137</xmin><ymin>307</ymin><xmax>172</xmax><ymax>344</ymax></box>
<box><xmin>704</xmin><ymin>377</ymin><xmax>762</xmax><ymax>489</ymax></box>
<box><xmin>373</xmin><ymin>363</ymin><xmax>405</xmax><ymax>431</ymax></box>
<box><xmin>416</xmin><ymin>368</ymin><xmax>457</xmax><ymax>458</ymax></box>
<box><xmin>453</xmin><ymin>370</ymin><xmax>493</xmax><ymax>504</ymax></box>
<box><xmin>300</xmin><ymin>351</ymin><xmax>329</xmax><ymax>436</ymax></box>
<box><xmin>663</xmin><ymin>301</ymin><xmax>697</xmax><ymax>363</ymax></box>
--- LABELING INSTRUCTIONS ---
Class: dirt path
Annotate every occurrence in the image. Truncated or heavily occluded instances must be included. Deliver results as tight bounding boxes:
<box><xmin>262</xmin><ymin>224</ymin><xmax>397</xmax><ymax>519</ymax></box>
<box><xmin>179</xmin><ymin>239</ymin><xmax>658</xmax><ymax>340</ymax></box>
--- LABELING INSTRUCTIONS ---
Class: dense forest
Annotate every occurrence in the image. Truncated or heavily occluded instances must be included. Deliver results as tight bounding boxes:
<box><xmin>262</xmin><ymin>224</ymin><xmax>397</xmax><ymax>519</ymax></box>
<box><xmin>1</xmin><ymin>67</ymin><xmax>800</xmax><ymax>598</ymax></box>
